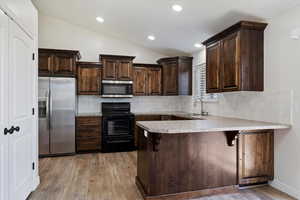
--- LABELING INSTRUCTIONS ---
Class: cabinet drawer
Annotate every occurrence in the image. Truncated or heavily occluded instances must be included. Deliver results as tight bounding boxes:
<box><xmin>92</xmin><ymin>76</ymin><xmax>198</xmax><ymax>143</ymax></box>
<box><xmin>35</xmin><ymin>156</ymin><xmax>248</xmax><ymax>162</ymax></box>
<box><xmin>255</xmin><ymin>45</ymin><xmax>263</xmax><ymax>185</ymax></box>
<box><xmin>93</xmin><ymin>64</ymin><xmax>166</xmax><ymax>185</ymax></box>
<box><xmin>76</xmin><ymin>138</ymin><xmax>101</xmax><ymax>152</ymax></box>
<box><xmin>76</xmin><ymin>117</ymin><xmax>101</xmax><ymax>126</ymax></box>
<box><xmin>76</xmin><ymin>127</ymin><xmax>101</xmax><ymax>139</ymax></box>
<box><xmin>76</xmin><ymin>116</ymin><xmax>102</xmax><ymax>152</ymax></box>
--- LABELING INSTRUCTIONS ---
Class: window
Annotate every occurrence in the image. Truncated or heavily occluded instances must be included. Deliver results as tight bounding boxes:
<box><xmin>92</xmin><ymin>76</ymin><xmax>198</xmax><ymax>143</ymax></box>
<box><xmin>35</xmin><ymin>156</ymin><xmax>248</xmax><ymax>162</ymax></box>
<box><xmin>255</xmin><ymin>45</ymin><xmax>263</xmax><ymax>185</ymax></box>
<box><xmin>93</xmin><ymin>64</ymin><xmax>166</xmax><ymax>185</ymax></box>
<box><xmin>193</xmin><ymin>62</ymin><xmax>218</xmax><ymax>102</ymax></box>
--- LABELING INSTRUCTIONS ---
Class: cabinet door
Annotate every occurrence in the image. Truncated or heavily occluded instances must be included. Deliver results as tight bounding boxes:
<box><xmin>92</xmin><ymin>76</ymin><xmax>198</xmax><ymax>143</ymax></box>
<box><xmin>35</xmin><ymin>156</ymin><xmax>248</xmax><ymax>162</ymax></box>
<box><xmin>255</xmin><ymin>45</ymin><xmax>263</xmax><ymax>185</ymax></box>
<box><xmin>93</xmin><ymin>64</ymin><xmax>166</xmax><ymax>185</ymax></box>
<box><xmin>162</xmin><ymin>62</ymin><xmax>178</xmax><ymax>95</ymax></box>
<box><xmin>238</xmin><ymin>131</ymin><xmax>274</xmax><ymax>186</ymax></box>
<box><xmin>148</xmin><ymin>67</ymin><xmax>162</xmax><ymax>96</ymax></box>
<box><xmin>102</xmin><ymin>58</ymin><xmax>117</xmax><ymax>80</ymax></box>
<box><xmin>117</xmin><ymin>60</ymin><xmax>133</xmax><ymax>81</ymax></box>
<box><xmin>76</xmin><ymin>117</ymin><xmax>101</xmax><ymax>152</ymax></box>
<box><xmin>0</xmin><ymin>11</ymin><xmax>9</xmax><ymax>200</ymax></box>
<box><xmin>221</xmin><ymin>32</ymin><xmax>241</xmax><ymax>92</ymax></box>
<box><xmin>133</xmin><ymin>67</ymin><xmax>148</xmax><ymax>96</ymax></box>
<box><xmin>52</xmin><ymin>54</ymin><xmax>76</xmax><ymax>76</ymax></box>
<box><xmin>206</xmin><ymin>42</ymin><xmax>221</xmax><ymax>93</ymax></box>
<box><xmin>8</xmin><ymin>19</ymin><xmax>34</xmax><ymax>200</ymax></box>
<box><xmin>38</xmin><ymin>52</ymin><xmax>52</xmax><ymax>76</ymax></box>
<box><xmin>77</xmin><ymin>65</ymin><xmax>100</xmax><ymax>95</ymax></box>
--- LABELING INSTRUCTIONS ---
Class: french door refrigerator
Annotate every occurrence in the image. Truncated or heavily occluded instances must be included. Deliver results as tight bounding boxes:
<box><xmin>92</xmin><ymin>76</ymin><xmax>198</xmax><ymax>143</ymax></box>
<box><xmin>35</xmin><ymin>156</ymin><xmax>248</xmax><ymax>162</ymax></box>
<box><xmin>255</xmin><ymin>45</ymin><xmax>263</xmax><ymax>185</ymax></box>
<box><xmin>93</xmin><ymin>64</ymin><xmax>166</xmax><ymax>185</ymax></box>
<box><xmin>38</xmin><ymin>77</ymin><xmax>76</xmax><ymax>156</ymax></box>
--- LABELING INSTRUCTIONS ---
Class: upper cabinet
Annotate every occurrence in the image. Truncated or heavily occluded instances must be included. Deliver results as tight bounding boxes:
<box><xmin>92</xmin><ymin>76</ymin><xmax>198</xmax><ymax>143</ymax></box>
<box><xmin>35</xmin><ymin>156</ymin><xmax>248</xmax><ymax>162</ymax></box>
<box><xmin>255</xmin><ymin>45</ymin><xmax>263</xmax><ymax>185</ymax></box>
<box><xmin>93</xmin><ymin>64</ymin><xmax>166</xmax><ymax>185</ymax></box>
<box><xmin>77</xmin><ymin>62</ymin><xmax>102</xmax><ymax>95</ymax></box>
<box><xmin>157</xmin><ymin>57</ymin><xmax>193</xmax><ymax>96</ymax></box>
<box><xmin>133</xmin><ymin>64</ymin><xmax>162</xmax><ymax>96</ymax></box>
<box><xmin>203</xmin><ymin>21</ymin><xmax>267</xmax><ymax>93</ymax></box>
<box><xmin>100</xmin><ymin>55</ymin><xmax>135</xmax><ymax>81</ymax></box>
<box><xmin>38</xmin><ymin>48</ymin><xmax>81</xmax><ymax>77</ymax></box>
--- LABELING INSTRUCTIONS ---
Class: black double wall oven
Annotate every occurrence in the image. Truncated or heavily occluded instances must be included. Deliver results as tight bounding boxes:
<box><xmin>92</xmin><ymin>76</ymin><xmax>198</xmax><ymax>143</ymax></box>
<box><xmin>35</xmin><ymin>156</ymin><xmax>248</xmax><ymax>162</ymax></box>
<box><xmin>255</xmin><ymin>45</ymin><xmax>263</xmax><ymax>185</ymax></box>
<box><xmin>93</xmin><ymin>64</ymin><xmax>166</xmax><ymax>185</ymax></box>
<box><xmin>102</xmin><ymin>103</ymin><xmax>135</xmax><ymax>152</ymax></box>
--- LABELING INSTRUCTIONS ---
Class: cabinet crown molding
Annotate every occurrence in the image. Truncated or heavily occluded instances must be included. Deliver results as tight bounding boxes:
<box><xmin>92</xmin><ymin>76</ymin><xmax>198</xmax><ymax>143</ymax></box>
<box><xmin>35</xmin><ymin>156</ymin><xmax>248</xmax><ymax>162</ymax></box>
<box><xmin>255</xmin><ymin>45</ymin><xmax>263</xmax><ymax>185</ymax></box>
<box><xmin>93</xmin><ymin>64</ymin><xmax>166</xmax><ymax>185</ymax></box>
<box><xmin>202</xmin><ymin>21</ymin><xmax>268</xmax><ymax>46</ymax></box>
<box><xmin>76</xmin><ymin>61</ymin><xmax>102</xmax><ymax>67</ymax></box>
<box><xmin>157</xmin><ymin>56</ymin><xmax>193</xmax><ymax>64</ymax></box>
<box><xmin>39</xmin><ymin>48</ymin><xmax>81</xmax><ymax>60</ymax></box>
<box><xmin>99</xmin><ymin>54</ymin><xmax>136</xmax><ymax>60</ymax></box>
<box><xmin>133</xmin><ymin>63</ymin><xmax>162</xmax><ymax>68</ymax></box>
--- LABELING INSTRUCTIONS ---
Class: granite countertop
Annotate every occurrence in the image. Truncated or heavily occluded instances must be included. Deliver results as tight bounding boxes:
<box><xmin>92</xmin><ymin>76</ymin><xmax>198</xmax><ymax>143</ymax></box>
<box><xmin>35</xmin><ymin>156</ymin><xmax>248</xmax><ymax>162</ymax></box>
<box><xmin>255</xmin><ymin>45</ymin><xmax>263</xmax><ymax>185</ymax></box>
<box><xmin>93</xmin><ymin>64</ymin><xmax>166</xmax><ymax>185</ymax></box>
<box><xmin>132</xmin><ymin>111</ymin><xmax>186</xmax><ymax>116</ymax></box>
<box><xmin>76</xmin><ymin>112</ymin><xmax>102</xmax><ymax>117</ymax></box>
<box><xmin>75</xmin><ymin>111</ymin><xmax>186</xmax><ymax>117</ymax></box>
<box><xmin>136</xmin><ymin>115</ymin><xmax>291</xmax><ymax>134</ymax></box>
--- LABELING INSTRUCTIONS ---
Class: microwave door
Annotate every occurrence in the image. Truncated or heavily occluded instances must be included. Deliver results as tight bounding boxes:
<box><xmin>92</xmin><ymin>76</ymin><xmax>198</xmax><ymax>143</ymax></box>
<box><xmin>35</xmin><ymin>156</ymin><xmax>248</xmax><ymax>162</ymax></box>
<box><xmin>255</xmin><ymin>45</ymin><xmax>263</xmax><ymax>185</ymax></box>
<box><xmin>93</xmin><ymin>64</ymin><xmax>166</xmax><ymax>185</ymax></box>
<box><xmin>102</xmin><ymin>83</ymin><xmax>133</xmax><ymax>97</ymax></box>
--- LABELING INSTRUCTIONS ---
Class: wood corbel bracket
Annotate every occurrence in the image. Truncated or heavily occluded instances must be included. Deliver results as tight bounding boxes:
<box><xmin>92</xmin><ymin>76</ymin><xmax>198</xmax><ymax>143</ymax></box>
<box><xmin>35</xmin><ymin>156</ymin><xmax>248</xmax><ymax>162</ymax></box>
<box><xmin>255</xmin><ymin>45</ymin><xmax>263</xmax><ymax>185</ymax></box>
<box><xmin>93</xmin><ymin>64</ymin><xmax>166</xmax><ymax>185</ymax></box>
<box><xmin>225</xmin><ymin>131</ymin><xmax>239</xmax><ymax>147</ymax></box>
<box><xmin>149</xmin><ymin>133</ymin><xmax>162</xmax><ymax>152</ymax></box>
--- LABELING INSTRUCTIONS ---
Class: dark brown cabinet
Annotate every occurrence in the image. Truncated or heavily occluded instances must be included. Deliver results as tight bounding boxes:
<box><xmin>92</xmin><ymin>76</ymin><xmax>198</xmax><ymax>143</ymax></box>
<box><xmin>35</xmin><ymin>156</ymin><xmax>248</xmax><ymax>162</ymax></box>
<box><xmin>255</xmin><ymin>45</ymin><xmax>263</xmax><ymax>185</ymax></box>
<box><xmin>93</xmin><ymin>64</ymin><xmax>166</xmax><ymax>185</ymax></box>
<box><xmin>238</xmin><ymin>130</ymin><xmax>274</xmax><ymax>186</ymax></box>
<box><xmin>133</xmin><ymin>67</ymin><xmax>147</xmax><ymax>96</ymax></box>
<box><xmin>206</xmin><ymin>42</ymin><xmax>221</xmax><ymax>93</ymax></box>
<box><xmin>133</xmin><ymin>64</ymin><xmax>162</xmax><ymax>96</ymax></box>
<box><xmin>76</xmin><ymin>116</ymin><xmax>102</xmax><ymax>152</ymax></box>
<box><xmin>38</xmin><ymin>48</ymin><xmax>81</xmax><ymax>77</ymax></box>
<box><xmin>100</xmin><ymin>54</ymin><xmax>135</xmax><ymax>81</ymax></box>
<box><xmin>222</xmin><ymin>32</ymin><xmax>240</xmax><ymax>92</ymax></box>
<box><xmin>203</xmin><ymin>21</ymin><xmax>267</xmax><ymax>93</ymax></box>
<box><xmin>148</xmin><ymin>67</ymin><xmax>162</xmax><ymax>95</ymax></box>
<box><xmin>77</xmin><ymin>62</ymin><xmax>102</xmax><ymax>95</ymax></box>
<box><xmin>157</xmin><ymin>56</ymin><xmax>193</xmax><ymax>96</ymax></box>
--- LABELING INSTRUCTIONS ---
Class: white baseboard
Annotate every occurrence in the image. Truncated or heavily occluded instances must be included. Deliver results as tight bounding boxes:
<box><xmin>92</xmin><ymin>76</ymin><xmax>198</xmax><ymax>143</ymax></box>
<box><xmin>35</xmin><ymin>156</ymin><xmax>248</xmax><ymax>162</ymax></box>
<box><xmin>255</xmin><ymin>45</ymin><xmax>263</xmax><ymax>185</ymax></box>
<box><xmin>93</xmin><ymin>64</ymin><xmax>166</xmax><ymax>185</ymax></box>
<box><xmin>32</xmin><ymin>175</ymin><xmax>40</xmax><ymax>191</ymax></box>
<box><xmin>270</xmin><ymin>179</ymin><xmax>300</xmax><ymax>199</ymax></box>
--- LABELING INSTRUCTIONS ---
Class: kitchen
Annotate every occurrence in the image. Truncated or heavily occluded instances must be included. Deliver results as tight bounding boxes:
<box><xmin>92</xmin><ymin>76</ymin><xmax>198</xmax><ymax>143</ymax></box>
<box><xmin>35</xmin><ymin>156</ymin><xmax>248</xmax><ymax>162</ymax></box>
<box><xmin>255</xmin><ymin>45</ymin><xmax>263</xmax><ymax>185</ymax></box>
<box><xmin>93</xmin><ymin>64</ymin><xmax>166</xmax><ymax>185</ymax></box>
<box><xmin>1</xmin><ymin>0</ymin><xmax>300</xmax><ymax>200</ymax></box>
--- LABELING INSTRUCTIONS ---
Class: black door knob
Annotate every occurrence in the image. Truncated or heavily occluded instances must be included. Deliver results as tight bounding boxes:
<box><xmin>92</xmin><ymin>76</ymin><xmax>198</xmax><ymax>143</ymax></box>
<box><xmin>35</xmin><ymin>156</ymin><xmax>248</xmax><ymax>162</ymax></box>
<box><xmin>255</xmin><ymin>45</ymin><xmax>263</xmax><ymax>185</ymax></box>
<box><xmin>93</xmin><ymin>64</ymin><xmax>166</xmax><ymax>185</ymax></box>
<box><xmin>4</xmin><ymin>126</ymin><xmax>20</xmax><ymax>135</ymax></box>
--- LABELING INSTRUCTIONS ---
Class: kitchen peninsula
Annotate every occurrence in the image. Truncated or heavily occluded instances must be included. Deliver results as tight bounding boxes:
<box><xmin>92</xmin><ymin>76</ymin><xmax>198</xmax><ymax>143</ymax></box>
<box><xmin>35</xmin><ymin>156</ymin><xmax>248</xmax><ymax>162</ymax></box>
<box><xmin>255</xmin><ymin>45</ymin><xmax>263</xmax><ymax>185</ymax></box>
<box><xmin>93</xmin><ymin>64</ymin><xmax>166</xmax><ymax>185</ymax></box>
<box><xmin>135</xmin><ymin>115</ymin><xmax>290</xmax><ymax>200</ymax></box>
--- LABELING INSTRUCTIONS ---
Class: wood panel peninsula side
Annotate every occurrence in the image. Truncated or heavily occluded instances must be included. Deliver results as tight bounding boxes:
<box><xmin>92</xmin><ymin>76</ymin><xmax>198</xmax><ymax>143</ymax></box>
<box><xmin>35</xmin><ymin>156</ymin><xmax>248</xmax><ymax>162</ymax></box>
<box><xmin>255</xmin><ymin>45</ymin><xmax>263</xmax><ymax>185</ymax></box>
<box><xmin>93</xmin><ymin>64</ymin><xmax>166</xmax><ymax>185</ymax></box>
<box><xmin>135</xmin><ymin>115</ymin><xmax>290</xmax><ymax>200</ymax></box>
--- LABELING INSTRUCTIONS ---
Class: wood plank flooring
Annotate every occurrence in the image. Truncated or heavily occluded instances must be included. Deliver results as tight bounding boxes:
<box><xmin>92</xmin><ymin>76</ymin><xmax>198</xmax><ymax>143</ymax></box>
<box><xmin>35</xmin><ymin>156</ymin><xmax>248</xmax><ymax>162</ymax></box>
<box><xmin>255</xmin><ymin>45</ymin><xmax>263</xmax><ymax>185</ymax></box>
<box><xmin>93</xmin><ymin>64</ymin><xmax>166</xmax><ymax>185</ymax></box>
<box><xmin>28</xmin><ymin>152</ymin><xmax>295</xmax><ymax>200</ymax></box>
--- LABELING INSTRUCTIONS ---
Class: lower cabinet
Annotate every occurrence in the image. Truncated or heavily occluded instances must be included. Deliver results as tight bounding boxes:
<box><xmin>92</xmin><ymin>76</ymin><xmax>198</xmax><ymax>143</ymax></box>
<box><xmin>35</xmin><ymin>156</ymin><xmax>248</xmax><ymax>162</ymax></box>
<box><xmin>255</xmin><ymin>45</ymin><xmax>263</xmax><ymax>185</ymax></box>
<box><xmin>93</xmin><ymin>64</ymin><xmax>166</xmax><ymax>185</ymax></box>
<box><xmin>238</xmin><ymin>130</ymin><xmax>274</xmax><ymax>186</ymax></box>
<box><xmin>76</xmin><ymin>116</ymin><xmax>102</xmax><ymax>152</ymax></box>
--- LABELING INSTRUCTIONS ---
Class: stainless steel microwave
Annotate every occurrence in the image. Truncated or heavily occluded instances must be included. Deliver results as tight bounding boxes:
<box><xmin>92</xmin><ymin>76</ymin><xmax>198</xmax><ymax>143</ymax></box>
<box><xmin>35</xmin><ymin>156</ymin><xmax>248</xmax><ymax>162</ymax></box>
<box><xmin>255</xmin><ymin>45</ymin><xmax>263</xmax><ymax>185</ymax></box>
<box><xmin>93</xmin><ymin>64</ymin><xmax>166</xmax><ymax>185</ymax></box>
<box><xmin>101</xmin><ymin>80</ymin><xmax>133</xmax><ymax>98</ymax></box>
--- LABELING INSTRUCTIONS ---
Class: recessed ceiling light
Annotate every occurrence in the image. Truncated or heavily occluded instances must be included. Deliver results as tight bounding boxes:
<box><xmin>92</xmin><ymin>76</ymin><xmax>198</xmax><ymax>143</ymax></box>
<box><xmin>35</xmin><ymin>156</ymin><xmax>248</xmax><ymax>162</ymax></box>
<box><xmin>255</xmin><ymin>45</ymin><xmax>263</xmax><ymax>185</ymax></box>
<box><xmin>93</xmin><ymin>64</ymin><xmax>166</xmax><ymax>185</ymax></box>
<box><xmin>172</xmin><ymin>4</ymin><xmax>183</xmax><ymax>12</ymax></box>
<box><xmin>194</xmin><ymin>43</ymin><xmax>203</xmax><ymax>48</ymax></box>
<box><xmin>147</xmin><ymin>35</ymin><xmax>156</xmax><ymax>41</ymax></box>
<box><xmin>96</xmin><ymin>17</ymin><xmax>104</xmax><ymax>23</ymax></box>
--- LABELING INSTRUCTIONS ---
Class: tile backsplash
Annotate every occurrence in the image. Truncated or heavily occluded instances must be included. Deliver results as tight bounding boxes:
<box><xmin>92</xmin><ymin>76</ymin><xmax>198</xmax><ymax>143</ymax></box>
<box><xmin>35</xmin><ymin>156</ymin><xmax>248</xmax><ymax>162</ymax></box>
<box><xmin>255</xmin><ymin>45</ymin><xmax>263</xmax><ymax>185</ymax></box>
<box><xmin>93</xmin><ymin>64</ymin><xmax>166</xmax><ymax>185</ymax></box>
<box><xmin>77</xmin><ymin>96</ymin><xmax>190</xmax><ymax>113</ymax></box>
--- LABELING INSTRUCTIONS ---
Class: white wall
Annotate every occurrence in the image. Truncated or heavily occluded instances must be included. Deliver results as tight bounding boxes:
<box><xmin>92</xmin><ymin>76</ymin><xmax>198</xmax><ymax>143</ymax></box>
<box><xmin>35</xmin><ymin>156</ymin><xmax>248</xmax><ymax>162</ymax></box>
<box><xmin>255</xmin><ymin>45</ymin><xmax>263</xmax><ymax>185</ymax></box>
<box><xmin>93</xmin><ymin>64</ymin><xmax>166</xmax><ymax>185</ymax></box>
<box><xmin>38</xmin><ymin>14</ymin><xmax>167</xmax><ymax>63</ymax></box>
<box><xmin>38</xmin><ymin>14</ymin><xmax>188</xmax><ymax>113</ymax></box>
<box><xmin>190</xmin><ymin>6</ymin><xmax>300</xmax><ymax>199</ymax></box>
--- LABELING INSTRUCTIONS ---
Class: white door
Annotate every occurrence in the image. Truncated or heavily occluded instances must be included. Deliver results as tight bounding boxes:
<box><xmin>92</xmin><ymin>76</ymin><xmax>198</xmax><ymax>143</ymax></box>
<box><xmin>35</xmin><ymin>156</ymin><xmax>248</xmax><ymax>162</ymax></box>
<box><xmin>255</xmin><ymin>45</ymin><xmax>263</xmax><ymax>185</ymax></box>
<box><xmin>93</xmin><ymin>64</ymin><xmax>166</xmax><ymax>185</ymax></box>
<box><xmin>0</xmin><ymin>10</ymin><xmax>9</xmax><ymax>200</ymax></box>
<box><xmin>8</xmin><ymin>19</ymin><xmax>34</xmax><ymax>200</ymax></box>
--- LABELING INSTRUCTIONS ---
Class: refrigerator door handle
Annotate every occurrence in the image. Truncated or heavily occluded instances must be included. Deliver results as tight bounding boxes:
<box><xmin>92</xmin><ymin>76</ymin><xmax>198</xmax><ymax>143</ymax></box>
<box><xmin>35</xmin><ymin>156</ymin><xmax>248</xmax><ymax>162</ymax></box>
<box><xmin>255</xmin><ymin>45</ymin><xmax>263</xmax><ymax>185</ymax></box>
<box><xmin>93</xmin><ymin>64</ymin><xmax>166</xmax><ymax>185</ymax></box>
<box><xmin>45</xmin><ymin>90</ymin><xmax>49</xmax><ymax>129</ymax></box>
<box><xmin>49</xmin><ymin>89</ymin><xmax>52</xmax><ymax>130</ymax></box>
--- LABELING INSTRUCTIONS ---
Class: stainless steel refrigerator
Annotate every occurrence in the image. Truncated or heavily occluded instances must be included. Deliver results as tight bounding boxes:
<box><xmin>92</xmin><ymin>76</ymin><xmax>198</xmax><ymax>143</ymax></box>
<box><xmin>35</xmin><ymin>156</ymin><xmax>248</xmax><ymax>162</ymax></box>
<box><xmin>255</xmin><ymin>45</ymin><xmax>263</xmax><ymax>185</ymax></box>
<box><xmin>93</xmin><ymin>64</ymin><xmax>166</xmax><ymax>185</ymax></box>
<box><xmin>38</xmin><ymin>77</ymin><xmax>76</xmax><ymax>156</ymax></box>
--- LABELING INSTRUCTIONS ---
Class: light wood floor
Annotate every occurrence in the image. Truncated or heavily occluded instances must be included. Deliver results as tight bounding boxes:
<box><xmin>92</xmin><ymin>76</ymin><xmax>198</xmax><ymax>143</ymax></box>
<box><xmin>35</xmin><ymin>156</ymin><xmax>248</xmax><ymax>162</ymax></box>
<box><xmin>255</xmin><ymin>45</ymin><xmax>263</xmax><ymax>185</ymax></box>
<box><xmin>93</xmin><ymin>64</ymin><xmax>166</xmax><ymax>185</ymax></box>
<box><xmin>28</xmin><ymin>152</ymin><xmax>295</xmax><ymax>200</ymax></box>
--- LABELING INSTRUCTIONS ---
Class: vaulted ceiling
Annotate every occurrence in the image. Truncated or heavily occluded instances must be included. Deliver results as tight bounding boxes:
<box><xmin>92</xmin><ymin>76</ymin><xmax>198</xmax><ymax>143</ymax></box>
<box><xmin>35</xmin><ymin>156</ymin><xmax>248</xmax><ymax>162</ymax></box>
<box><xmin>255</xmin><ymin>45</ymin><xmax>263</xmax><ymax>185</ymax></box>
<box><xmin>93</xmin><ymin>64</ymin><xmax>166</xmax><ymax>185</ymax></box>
<box><xmin>32</xmin><ymin>0</ymin><xmax>300</xmax><ymax>55</ymax></box>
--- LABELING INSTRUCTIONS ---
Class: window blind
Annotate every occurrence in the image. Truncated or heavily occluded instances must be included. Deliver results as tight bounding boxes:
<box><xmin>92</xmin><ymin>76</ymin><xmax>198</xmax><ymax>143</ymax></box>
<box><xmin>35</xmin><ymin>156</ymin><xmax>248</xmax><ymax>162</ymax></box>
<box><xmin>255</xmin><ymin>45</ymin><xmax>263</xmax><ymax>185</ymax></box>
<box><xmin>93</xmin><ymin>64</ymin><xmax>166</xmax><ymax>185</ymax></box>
<box><xmin>193</xmin><ymin>63</ymin><xmax>218</xmax><ymax>102</ymax></box>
